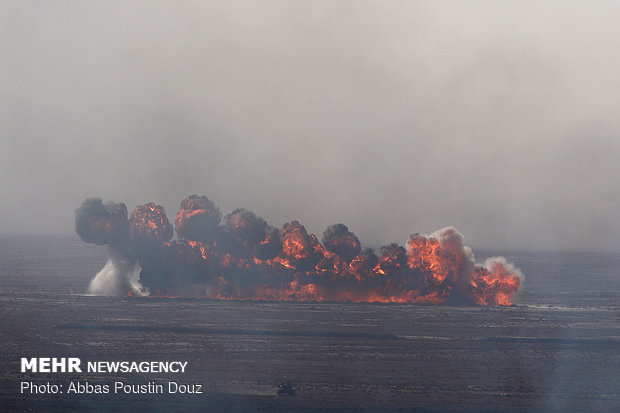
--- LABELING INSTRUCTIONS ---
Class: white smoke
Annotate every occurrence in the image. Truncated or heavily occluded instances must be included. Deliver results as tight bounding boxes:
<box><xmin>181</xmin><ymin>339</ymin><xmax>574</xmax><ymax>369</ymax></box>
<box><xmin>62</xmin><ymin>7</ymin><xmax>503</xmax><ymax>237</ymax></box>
<box><xmin>481</xmin><ymin>256</ymin><xmax>525</xmax><ymax>282</ymax></box>
<box><xmin>427</xmin><ymin>226</ymin><xmax>476</xmax><ymax>273</ymax></box>
<box><xmin>409</xmin><ymin>226</ymin><xmax>523</xmax><ymax>304</ymax></box>
<box><xmin>426</xmin><ymin>226</ymin><xmax>524</xmax><ymax>283</ymax></box>
<box><xmin>88</xmin><ymin>246</ymin><xmax>148</xmax><ymax>296</ymax></box>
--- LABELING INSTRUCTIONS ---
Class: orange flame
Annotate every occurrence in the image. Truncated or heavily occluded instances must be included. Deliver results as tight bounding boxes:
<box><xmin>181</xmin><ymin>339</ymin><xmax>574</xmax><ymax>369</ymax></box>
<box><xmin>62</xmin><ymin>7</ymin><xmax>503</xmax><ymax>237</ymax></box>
<box><xmin>101</xmin><ymin>196</ymin><xmax>523</xmax><ymax>306</ymax></box>
<box><xmin>129</xmin><ymin>203</ymin><xmax>173</xmax><ymax>242</ymax></box>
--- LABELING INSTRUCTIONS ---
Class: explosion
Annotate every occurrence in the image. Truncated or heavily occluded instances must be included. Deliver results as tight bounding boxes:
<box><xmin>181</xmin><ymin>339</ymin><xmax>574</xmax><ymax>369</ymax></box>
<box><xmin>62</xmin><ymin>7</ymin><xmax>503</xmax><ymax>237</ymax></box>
<box><xmin>130</xmin><ymin>203</ymin><xmax>173</xmax><ymax>243</ymax></box>
<box><xmin>75</xmin><ymin>198</ymin><xmax>129</xmax><ymax>245</ymax></box>
<box><xmin>75</xmin><ymin>195</ymin><xmax>523</xmax><ymax>305</ymax></box>
<box><xmin>174</xmin><ymin>194</ymin><xmax>221</xmax><ymax>242</ymax></box>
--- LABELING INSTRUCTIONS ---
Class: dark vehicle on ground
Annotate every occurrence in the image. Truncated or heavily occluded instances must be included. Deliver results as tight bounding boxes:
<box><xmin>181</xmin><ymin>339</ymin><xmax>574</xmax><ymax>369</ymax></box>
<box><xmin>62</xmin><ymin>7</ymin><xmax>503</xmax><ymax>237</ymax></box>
<box><xmin>276</xmin><ymin>380</ymin><xmax>295</xmax><ymax>396</ymax></box>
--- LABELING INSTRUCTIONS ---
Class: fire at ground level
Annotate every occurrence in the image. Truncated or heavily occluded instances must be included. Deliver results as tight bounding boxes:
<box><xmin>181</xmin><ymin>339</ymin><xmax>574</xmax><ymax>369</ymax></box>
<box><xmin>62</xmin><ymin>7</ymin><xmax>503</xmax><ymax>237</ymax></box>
<box><xmin>1</xmin><ymin>294</ymin><xmax>618</xmax><ymax>412</ymax></box>
<box><xmin>75</xmin><ymin>196</ymin><xmax>523</xmax><ymax>305</ymax></box>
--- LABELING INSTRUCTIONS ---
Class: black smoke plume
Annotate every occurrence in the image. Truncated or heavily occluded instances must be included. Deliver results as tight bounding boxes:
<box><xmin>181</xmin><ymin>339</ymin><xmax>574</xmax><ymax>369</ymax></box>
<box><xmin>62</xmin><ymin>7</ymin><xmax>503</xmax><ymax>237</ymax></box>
<box><xmin>75</xmin><ymin>194</ymin><xmax>523</xmax><ymax>305</ymax></box>
<box><xmin>74</xmin><ymin>198</ymin><xmax>129</xmax><ymax>245</ymax></box>
<box><xmin>322</xmin><ymin>223</ymin><xmax>361</xmax><ymax>262</ymax></box>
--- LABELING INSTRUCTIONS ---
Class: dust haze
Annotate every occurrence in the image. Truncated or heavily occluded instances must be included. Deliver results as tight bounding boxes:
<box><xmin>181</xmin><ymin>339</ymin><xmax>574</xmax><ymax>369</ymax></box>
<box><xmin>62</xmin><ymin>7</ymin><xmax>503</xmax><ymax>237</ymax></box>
<box><xmin>2</xmin><ymin>1</ymin><xmax>620</xmax><ymax>252</ymax></box>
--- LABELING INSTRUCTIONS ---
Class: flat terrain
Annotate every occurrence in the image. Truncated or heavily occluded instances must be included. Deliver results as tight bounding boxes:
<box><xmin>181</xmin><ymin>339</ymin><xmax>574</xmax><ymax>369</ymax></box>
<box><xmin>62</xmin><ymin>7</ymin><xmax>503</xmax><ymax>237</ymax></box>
<box><xmin>1</xmin><ymin>235</ymin><xmax>618</xmax><ymax>412</ymax></box>
<box><xmin>1</xmin><ymin>294</ymin><xmax>618</xmax><ymax>412</ymax></box>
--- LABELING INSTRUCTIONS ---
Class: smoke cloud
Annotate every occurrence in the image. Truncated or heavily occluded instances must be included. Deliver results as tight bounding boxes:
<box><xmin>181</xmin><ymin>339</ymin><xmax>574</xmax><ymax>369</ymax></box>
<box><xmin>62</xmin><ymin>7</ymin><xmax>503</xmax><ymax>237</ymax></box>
<box><xmin>75</xmin><ymin>195</ymin><xmax>523</xmax><ymax>305</ymax></box>
<box><xmin>3</xmin><ymin>3</ymin><xmax>620</xmax><ymax>252</ymax></box>
<box><xmin>74</xmin><ymin>198</ymin><xmax>129</xmax><ymax>246</ymax></box>
<box><xmin>88</xmin><ymin>245</ymin><xmax>143</xmax><ymax>296</ymax></box>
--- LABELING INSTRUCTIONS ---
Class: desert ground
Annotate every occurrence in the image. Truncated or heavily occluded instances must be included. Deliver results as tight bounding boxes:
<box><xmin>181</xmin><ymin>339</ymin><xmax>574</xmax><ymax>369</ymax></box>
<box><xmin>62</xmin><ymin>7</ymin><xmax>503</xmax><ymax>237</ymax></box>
<box><xmin>1</xmin><ymin>236</ymin><xmax>618</xmax><ymax>412</ymax></box>
<box><xmin>1</xmin><ymin>293</ymin><xmax>618</xmax><ymax>412</ymax></box>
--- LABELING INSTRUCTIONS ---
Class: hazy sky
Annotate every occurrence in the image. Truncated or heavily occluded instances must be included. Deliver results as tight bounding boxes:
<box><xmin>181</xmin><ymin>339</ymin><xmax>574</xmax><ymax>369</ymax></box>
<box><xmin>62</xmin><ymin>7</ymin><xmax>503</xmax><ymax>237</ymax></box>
<box><xmin>2</xmin><ymin>1</ymin><xmax>620</xmax><ymax>252</ymax></box>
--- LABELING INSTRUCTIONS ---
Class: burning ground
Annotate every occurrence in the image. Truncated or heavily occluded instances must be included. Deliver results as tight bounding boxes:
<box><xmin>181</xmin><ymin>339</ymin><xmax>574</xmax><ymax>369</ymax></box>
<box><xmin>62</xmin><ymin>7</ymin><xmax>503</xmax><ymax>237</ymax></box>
<box><xmin>75</xmin><ymin>195</ymin><xmax>522</xmax><ymax>305</ymax></box>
